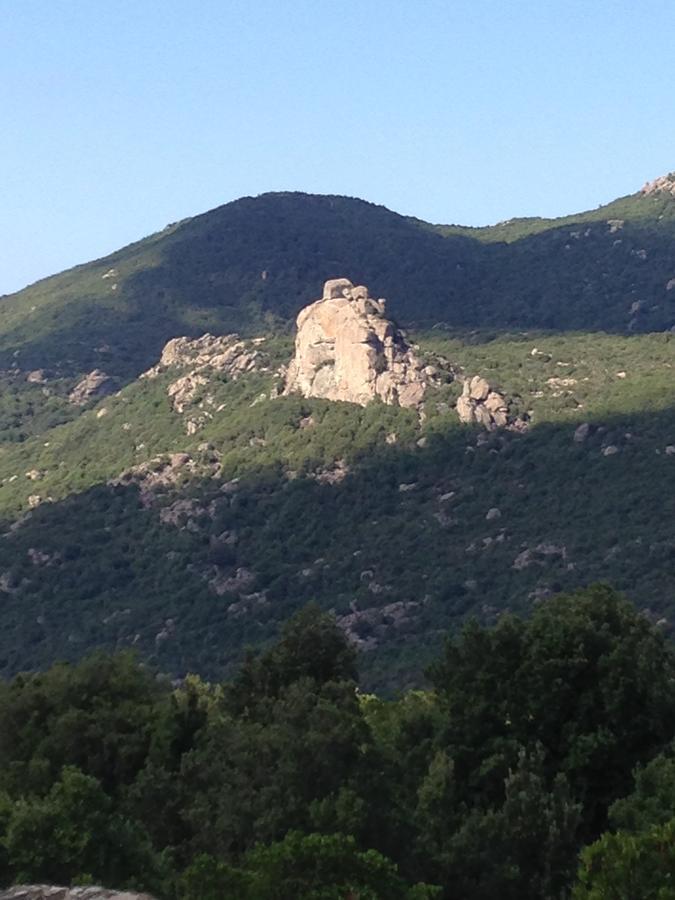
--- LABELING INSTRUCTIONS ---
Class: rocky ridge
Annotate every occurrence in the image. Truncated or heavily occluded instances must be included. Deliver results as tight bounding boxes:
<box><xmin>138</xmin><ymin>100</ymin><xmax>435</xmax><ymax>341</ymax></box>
<box><xmin>283</xmin><ymin>278</ymin><xmax>444</xmax><ymax>408</ymax></box>
<box><xmin>144</xmin><ymin>333</ymin><xmax>266</xmax><ymax>380</ymax></box>
<box><xmin>641</xmin><ymin>173</ymin><xmax>675</xmax><ymax>198</ymax></box>
<box><xmin>143</xmin><ymin>333</ymin><xmax>268</xmax><ymax>431</ymax></box>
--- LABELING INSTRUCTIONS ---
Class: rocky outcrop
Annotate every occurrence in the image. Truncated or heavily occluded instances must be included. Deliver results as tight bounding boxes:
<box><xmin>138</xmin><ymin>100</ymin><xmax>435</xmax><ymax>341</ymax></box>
<box><xmin>166</xmin><ymin>373</ymin><xmax>209</xmax><ymax>414</ymax></box>
<box><xmin>0</xmin><ymin>888</ymin><xmax>156</xmax><ymax>900</ymax></box>
<box><xmin>456</xmin><ymin>376</ymin><xmax>527</xmax><ymax>431</ymax></box>
<box><xmin>641</xmin><ymin>172</ymin><xmax>675</xmax><ymax>198</ymax></box>
<box><xmin>68</xmin><ymin>370</ymin><xmax>115</xmax><ymax>405</ymax></box>
<box><xmin>284</xmin><ymin>278</ymin><xmax>443</xmax><ymax>408</ymax></box>
<box><xmin>513</xmin><ymin>543</ymin><xmax>567</xmax><ymax>571</ymax></box>
<box><xmin>209</xmin><ymin>565</ymin><xmax>256</xmax><ymax>596</ymax></box>
<box><xmin>336</xmin><ymin>599</ymin><xmax>421</xmax><ymax>650</ymax></box>
<box><xmin>25</xmin><ymin>369</ymin><xmax>48</xmax><ymax>384</ymax></box>
<box><xmin>145</xmin><ymin>333</ymin><xmax>265</xmax><ymax>379</ymax></box>
<box><xmin>143</xmin><ymin>333</ymin><xmax>268</xmax><ymax>429</ymax></box>
<box><xmin>111</xmin><ymin>449</ymin><xmax>221</xmax><ymax>506</ymax></box>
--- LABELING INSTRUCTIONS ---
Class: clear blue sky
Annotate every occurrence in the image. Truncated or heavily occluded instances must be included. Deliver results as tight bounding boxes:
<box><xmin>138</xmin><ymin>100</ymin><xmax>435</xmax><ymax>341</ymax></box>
<box><xmin>2</xmin><ymin>0</ymin><xmax>675</xmax><ymax>295</ymax></box>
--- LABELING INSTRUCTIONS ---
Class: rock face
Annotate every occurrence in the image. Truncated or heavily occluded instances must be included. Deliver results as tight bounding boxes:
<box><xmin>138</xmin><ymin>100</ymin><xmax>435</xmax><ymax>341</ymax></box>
<box><xmin>145</xmin><ymin>333</ymin><xmax>264</xmax><ymax>379</ymax></box>
<box><xmin>284</xmin><ymin>279</ymin><xmax>439</xmax><ymax>408</ymax></box>
<box><xmin>143</xmin><ymin>333</ymin><xmax>267</xmax><ymax>430</ymax></box>
<box><xmin>456</xmin><ymin>376</ymin><xmax>526</xmax><ymax>431</ymax></box>
<box><xmin>641</xmin><ymin>172</ymin><xmax>675</xmax><ymax>198</ymax></box>
<box><xmin>0</xmin><ymin>888</ymin><xmax>156</xmax><ymax>900</ymax></box>
<box><xmin>68</xmin><ymin>370</ymin><xmax>115</xmax><ymax>405</ymax></box>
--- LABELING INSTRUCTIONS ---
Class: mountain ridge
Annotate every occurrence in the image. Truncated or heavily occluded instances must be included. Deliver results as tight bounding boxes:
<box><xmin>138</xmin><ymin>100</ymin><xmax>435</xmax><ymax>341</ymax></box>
<box><xmin>7</xmin><ymin>174</ymin><xmax>674</xmax><ymax>299</ymax></box>
<box><xmin>3</xmin><ymin>182</ymin><xmax>675</xmax><ymax>384</ymax></box>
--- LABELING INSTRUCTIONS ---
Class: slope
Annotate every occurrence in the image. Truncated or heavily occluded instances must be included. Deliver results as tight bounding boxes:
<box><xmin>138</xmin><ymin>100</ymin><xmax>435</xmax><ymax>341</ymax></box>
<box><xmin>2</xmin><ymin>181</ymin><xmax>675</xmax><ymax>388</ymax></box>
<box><xmin>0</xmin><ymin>326</ymin><xmax>674</xmax><ymax>692</ymax></box>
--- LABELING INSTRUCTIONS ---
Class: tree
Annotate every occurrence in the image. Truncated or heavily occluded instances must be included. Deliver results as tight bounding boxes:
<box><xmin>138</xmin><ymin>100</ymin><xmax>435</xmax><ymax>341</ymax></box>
<box><xmin>428</xmin><ymin>585</ymin><xmax>675</xmax><ymax>836</ymax></box>
<box><xmin>574</xmin><ymin>820</ymin><xmax>675</xmax><ymax>900</ymax></box>
<box><xmin>0</xmin><ymin>652</ymin><xmax>166</xmax><ymax>797</ymax></box>
<box><xmin>609</xmin><ymin>751</ymin><xmax>675</xmax><ymax>833</ymax></box>
<box><xmin>181</xmin><ymin>832</ymin><xmax>441</xmax><ymax>900</ymax></box>
<box><xmin>414</xmin><ymin>745</ymin><xmax>580</xmax><ymax>900</ymax></box>
<box><xmin>227</xmin><ymin>604</ymin><xmax>357</xmax><ymax>713</ymax></box>
<box><xmin>124</xmin><ymin>675</ymin><xmax>215</xmax><ymax>856</ymax></box>
<box><xmin>182</xmin><ymin>677</ymin><xmax>375</xmax><ymax>858</ymax></box>
<box><xmin>2</xmin><ymin>767</ymin><xmax>166</xmax><ymax>891</ymax></box>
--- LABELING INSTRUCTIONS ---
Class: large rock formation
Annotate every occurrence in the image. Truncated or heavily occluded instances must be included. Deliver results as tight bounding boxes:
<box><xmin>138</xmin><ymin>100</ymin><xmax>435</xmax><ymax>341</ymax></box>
<box><xmin>284</xmin><ymin>278</ymin><xmax>439</xmax><ymax>407</ymax></box>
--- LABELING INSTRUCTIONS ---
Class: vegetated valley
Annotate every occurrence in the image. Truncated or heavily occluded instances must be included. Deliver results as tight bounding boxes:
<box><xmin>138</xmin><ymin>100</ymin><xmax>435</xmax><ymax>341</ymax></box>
<box><xmin>1</xmin><ymin>175</ymin><xmax>675</xmax><ymax>898</ymax></box>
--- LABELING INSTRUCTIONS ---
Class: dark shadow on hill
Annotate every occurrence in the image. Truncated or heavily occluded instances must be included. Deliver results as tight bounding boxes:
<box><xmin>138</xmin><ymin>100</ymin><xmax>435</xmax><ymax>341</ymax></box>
<box><xmin>132</xmin><ymin>192</ymin><xmax>675</xmax><ymax>336</ymax></box>
<box><xmin>0</xmin><ymin>400</ymin><xmax>674</xmax><ymax>694</ymax></box>
<box><xmin>3</xmin><ymin>193</ymin><xmax>675</xmax><ymax>381</ymax></box>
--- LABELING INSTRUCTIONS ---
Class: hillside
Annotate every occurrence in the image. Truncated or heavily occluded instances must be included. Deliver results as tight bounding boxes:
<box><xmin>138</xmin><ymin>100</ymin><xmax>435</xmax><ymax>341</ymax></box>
<box><xmin>1</xmin><ymin>178</ymin><xmax>675</xmax><ymax>691</ymax></box>
<box><xmin>3</xmin><ymin>179</ymin><xmax>675</xmax><ymax>386</ymax></box>
<box><xmin>0</xmin><ymin>321</ymin><xmax>674</xmax><ymax>691</ymax></box>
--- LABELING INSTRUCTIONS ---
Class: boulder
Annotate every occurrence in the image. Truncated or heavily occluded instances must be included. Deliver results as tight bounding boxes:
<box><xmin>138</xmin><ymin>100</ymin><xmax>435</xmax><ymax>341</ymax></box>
<box><xmin>574</xmin><ymin>422</ymin><xmax>591</xmax><ymax>443</ymax></box>
<box><xmin>322</xmin><ymin>277</ymin><xmax>354</xmax><ymax>300</ymax></box>
<box><xmin>469</xmin><ymin>376</ymin><xmax>490</xmax><ymax>401</ymax></box>
<box><xmin>68</xmin><ymin>370</ymin><xmax>115</xmax><ymax>405</ymax></box>
<box><xmin>485</xmin><ymin>391</ymin><xmax>507</xmax><ymax>413</ymax></box>
<box><xmin>456</xmin><ymin>394</ymin><xmax>475</xmax><ymax>424</ymax></box>
<box><xmin>25</xmin><ymin>369</ymin><xmax>48</xmax><ymax>384</ymax></box>
<box><xmin>473</xmin><ymin>403</ymin><xmax>494</xmax><ymax>430</ymax></box>
<box><xmin>284</xmin><ymin>279</ymin><xmax>442</xmax><ymax>408</ymax></box>
<box><xmin>455</xmin><ymin>377</ymin><xmax>523</xmax><ymax>432</ymax></box>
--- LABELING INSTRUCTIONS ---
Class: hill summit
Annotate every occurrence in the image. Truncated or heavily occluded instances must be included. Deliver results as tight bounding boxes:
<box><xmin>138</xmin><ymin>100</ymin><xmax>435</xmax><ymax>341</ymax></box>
<box><xmin>4</xmin><ymin>181</ymin><xmax>675</xmax><ymax>387</ymax></box>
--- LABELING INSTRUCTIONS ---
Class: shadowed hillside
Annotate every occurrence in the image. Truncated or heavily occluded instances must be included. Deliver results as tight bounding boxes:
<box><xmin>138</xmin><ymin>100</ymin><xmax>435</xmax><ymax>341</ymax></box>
<box><xmin>3</xmin><ymin>186</ymin><xmax>675</xmax><ymax>383</ymax></box>
<box><xmin>0</xmin><ymin>322</ymin><xmax>673</xmax><ymax>693</ymax></box>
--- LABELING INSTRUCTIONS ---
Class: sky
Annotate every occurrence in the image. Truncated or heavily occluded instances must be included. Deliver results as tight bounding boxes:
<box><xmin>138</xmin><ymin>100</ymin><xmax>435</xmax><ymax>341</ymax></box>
<box><xmin>2</xmin><ymin>0</ymin><xmax>675</xmax><ymax>296</ymax></box>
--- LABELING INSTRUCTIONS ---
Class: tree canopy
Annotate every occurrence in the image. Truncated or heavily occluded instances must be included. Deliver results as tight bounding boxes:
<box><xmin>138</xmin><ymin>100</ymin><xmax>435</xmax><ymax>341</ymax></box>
<box><xmin>2</xmin><ymin>588</ymin><xmax>675</xmax><ymax>898</ymax></box>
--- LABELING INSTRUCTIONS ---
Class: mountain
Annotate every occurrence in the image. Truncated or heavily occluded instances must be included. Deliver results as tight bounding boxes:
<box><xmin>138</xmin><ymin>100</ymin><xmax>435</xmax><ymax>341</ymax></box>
<box><xmin>1</xmin><ymin>177</ymin><xmax>675</xmax><ymax>691</ymax></box>
<box><xmin>4</xmin><ymin>177</ymin><xmax>675</xmax><ymax>382</ymax></box>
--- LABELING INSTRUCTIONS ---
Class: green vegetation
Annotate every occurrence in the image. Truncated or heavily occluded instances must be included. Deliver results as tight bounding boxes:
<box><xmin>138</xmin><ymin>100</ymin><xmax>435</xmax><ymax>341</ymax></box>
<box><xmin>2</xmin><ymin>592</ymin><xmax>675</xmax><ymax>897</ymax></box>
<box><xmin>3</xmin><ymin>188</ymin><xmax>675</xmax><ymax>391</ymax></box>
<box><xmin>0</xmin><ymin>327</ymin><xmax>673</xmax><ymax>690</ymax></box>
<box><xmin>2</xmin><ymin>185</ymin><xmax>675</xmax><ymax>894</ymax></box>
<box><xmin>0</xmin><ymin>188</ymin><xmax>673</xmax><ymax>691</ymax></box>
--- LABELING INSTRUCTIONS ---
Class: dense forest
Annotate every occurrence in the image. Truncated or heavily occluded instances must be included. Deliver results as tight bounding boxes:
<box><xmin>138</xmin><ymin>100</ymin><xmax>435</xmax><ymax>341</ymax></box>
<box><xmin>2</xmin><ymin>587</ymin><xmax>675</xmax><ymax>898</ymax></box>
